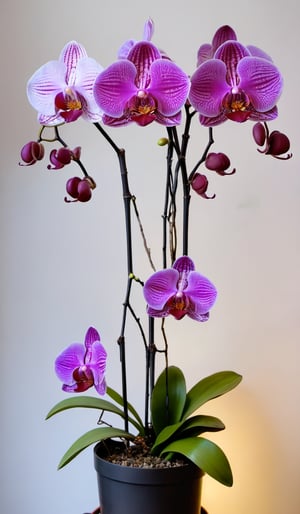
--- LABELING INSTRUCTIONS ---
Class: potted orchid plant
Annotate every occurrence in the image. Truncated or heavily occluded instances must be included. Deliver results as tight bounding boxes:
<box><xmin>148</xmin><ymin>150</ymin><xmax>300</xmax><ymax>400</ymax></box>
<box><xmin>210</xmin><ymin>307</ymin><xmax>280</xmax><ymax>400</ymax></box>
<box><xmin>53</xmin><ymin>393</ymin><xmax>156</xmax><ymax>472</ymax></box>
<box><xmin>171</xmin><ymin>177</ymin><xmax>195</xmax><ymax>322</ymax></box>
<box><xmin>20</xmin><ymin>19</ymin><xmax>291</xmax><ymax>514</ymax></box>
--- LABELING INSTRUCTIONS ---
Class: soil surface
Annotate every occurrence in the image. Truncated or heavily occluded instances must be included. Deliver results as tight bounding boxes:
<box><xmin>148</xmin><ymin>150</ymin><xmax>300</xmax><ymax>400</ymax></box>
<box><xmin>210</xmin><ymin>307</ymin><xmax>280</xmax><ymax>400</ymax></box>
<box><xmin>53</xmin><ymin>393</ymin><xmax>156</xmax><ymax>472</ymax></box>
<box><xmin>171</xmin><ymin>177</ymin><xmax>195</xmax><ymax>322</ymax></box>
<box><xmin>105</xmin><ymin>440</ymin><xmax>188</xmax><ymax>469</ymax></box>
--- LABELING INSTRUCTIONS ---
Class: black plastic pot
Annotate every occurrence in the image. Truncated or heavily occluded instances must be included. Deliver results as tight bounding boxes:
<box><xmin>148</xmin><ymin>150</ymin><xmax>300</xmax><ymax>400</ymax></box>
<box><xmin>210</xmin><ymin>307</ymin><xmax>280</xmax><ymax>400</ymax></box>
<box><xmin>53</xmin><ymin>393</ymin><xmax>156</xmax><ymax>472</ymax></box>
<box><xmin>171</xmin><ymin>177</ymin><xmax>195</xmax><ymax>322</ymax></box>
<box><xmin>94</xmin><ymin>441</ymin><xmax>204</xmax><ymax>514</ymax></box>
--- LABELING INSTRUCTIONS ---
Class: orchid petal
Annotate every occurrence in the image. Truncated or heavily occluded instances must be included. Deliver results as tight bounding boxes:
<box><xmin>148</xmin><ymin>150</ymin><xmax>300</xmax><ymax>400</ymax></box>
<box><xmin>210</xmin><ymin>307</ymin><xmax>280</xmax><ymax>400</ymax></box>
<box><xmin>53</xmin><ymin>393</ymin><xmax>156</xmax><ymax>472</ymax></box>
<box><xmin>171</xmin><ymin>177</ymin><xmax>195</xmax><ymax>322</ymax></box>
<box><xmin>247</xmin><ymin>45</ymin><xmax>273</xmax><ymax>62</ymax></box>
<box><xmin>185</xmin><ymin>271</ymin><xmax>218</xmax><ymax>313</ymax></box>
<box><xmin>75</xmin><ymin>58</ymin><xmax>103</xmax><ymax>94</ymax></box>
<box><xmin>94</xmin><ymin>61</ymin><xmax>137</xmax><ymax>117</ymax></box>
<box><xmin>59</xmin><ymin>41</ymin><xmax>88</xmax><ymax>84</ymax></box>
<box><xmin>238</xmin><ymin>57</ymin><xmax>283</xmax><ymax>112</ymax></box>
<box><xmin>27</xmin><ymin>61</ymin><xmax>66</xmax><ymax>115</ymax></box>
<box><xmin>214</xmin><ymin>41</ymin><xmax>250</xmax><ymax>87</ymax></box>
<box><xmin>102</xmin><ymin>114</ymin><xmax>131</xmax><ymax>126</ymax></box>
<box><xmin>118</xmin><ymin>39</ymin><xmax>136</xmax><ymax>59</ymax></box>
<box><xmin>249</xmin><ymin>105</ymin><xmax>278</xmax><ymax>121</ymax></box>
<box><xmin>143</xmin><ymin>269</ymin><xmax>179</xmax><ymax>309</ymax></box>
<box><xmin>84</xmin><ymin>327</ymin><xmax>100</xmax><ymax>350</ymax></box>
<box><xmin>143</xmin><ymin>18</ymin><xmax>154</xmax><ymax>41</ymax></box>
<box><xmin>173</xmin><ymin>256</ymin><xmax>195</xmax><ymax>273</ymax></box>
<box><xmin>155</xmin><ymin>110</ymin><xmax>182</xmax><ymax>126</ymax></box>
<box><xmin>146</xmin><ymin>305</ymin><xmax>170</xmax><ymax>318</ymax></box>
<box><xmin>197</xmin><ymin>43</ymin><xmax>213</xmax><ymax>66</ymax></box>
<box><xmin>188</xmin><ymin>308</ymin><xmax>210</xmax><ymax>322</ymax></box>
<box><xmin>75</xmin><ymin>58</ymin><xmax>104</xmax><ymax>120</ymax></box>
<box><xmin>199</xmin><ymin>112</ymin><xmax>227</xmax><ymax>126</ymax></box>
<box><xmin>149</xmin><ymin>60</ymin><xmax>190</xmax><ymax>116</ymax></box>
<box><xmin>89</xmin><ymin>341</ymin><xmax>107</xmax><ymax>395</ymax></box>
<box><xmin>212</xmin><ymin>25</ymin><xmax>237</xmax><ymax>52</ymax></box>
<box><xmin>197</xmin><ymin>26</ymin><xmax>237</xmax><ymax>66</ymax></box>
<box><xmin>55</xmin><ymin>343</ymin><xmax>85</xmax><ymax>384</ymax></box>
<box><xmin>189</xmin><ymin>60</ymin><xmax>229</xmax><ymax>117</ymax></box>
<box><xmin>128</xmin><ymin>41</ymin><xmax>161</xmax><ymax>88</ymax></box>
<box><xmin>37</xmin><ymin>113</ymin><xmax>64</xmax><ymax>125</ymax></box>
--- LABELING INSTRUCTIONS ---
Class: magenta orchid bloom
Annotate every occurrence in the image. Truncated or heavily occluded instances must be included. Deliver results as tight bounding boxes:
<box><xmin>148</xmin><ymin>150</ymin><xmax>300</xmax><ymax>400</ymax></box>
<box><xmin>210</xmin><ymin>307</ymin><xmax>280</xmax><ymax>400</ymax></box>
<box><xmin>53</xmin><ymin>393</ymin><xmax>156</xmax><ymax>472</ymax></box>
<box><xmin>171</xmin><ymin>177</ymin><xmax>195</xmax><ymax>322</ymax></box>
<box><xmin>55</xmin><ymin>327</ymin><xmax>107</xmax><ymax>394</ymax></box>
<box><xmin>189</xmin><ymin>37</ymin><xmax>283</xmax><ymax>126</ymax></box>
<box><xmin>143</xmin><ymin>256</ymin><xmax>217</xmax><ymax>321</ymax></box>
<box><xmin>27</xmin><ymin>41</ymin><xmax>103</xmax><ymax>126</ymax></box>
<box><xmin>93</xmin><ymin>40</ymin><xmax>190</xmax><ymax>127</ymax></box>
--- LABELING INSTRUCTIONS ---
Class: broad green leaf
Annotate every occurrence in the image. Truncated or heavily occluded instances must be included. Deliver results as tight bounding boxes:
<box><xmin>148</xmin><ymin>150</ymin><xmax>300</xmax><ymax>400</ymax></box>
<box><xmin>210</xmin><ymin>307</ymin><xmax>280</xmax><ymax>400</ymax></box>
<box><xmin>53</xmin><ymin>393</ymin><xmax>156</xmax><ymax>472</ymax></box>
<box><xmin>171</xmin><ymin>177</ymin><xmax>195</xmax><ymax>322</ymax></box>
<box><xmin>151</xmin><ymin>415</ymin><xmax>224</xmax><ymax>455</ymax></box>
<box><xmin>151</xmin><ymin>421</ymin><xmax>183</xmax><ymax>455</ymax></box>
<box><xmin>46</xmin><ymin>395</ymin><xmax>143</xmax><ymax>433</ymax></box>
<box><xmin>106</xmin><ymin>386</ymin><xmax>144</xmax><ymax>430</ymax></box>
<box><xmin>160</xmin><ymin>437</ymin><xmax>233</xmax><ymax>487</ymax></box>
<box><xmin>177</xmin><ymin>415</ymin><xmax>225</xmax><ymax>437</ymax></box>
<box><xmin>58</xmin><ymin>427</ymin><xmax>133</xmax><ymax>469</ymax></box>
<box><xmin>182</xmin><ymin>371</ymin><xmax>242</xmax><ymax>420</ymax></box>
<box><xmin>151</xmin><ymin>366</ymin><xmax>186</xmax><ymax>435</ymax></box>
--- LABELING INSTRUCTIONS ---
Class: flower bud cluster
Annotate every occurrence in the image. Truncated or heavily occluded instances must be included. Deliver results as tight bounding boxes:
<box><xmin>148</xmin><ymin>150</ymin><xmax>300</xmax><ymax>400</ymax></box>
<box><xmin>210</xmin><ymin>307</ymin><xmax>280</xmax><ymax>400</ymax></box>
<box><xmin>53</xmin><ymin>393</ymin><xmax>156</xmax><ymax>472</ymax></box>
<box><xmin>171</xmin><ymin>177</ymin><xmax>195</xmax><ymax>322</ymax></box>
<box><xmin>20</xmin><ymin>138</ymin><xmax>95</xmax><ymax>202</ymax></box>
<box><xmin>65</xmin><ymin>176</ymin><xmax>96</xmax><ymax>203</ymax></box>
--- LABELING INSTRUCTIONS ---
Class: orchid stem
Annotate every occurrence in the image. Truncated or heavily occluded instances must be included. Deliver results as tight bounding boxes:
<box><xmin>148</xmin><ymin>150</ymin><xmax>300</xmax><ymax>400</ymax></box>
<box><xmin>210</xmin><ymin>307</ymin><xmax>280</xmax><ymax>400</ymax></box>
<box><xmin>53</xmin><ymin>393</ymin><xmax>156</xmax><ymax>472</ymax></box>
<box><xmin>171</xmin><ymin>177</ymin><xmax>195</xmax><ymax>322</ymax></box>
<box><xmin>94</xmin><ymin>122</ymin><xmax>132</xmax><ymax>433</ymax></box>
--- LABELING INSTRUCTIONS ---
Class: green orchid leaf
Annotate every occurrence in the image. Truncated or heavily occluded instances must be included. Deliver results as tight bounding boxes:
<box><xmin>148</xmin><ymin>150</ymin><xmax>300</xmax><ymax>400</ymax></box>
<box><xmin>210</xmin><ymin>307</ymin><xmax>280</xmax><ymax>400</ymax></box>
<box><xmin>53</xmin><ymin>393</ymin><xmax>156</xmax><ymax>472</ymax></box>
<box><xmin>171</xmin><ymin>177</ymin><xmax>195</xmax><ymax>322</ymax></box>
<box><xmin>178</xmin><ymin>415</ymin><xmax>225</xmax><ymax>437</ymax></box>
<box><xmin>46</xmin><ymin>396</ymin><xmax>125</xmax><ymax>419</ymax></box>
<box><xmin>151</xmin><ymin>421</ymin><xmax>183</xmax><ymax>455</ymax></box>
<box><xmin>106</xmin><ymin>386</ymin><xmax>144</xmax><ymax>430</ymax></box>
<box><xmin>151</xmin><ymin>415</ymin><xmax>224</xmax><ymax>455</ymax></box>
<box><xmin>58</xmin><ymin>427</ymin><xmax>133</xmax><ymax>469</ymax></box>
<box><xmin>45</xmin><ymin>395</ymin><xmax>143</xmax><ymax>434</ymax></box>
<box><xmin>182</xmin><ymin>371</ymin><xmax>242</xmax><ymax>420</ymax></box>
<box><xmin>151</xmin><ymin>366</ymin><xmax>186</xmax><ymax>435</ymax></box>
<box><xmin>160</xmin><ymin>436</ymin><xmax>233</xmax><ymax>487</ymax></box>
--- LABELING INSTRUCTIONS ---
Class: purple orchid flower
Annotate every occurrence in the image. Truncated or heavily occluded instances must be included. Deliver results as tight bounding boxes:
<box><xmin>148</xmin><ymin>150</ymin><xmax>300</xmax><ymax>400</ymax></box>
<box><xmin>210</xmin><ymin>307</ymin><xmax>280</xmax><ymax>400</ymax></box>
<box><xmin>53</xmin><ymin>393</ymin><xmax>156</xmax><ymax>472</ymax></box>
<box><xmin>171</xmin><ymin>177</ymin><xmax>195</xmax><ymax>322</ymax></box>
<box><xmin>93</xmin><ymin>40</ymin><xmax>190</xmax><ymax>127</ymax></box>
<box><xmin>189</xmin><ymin>39</ymin><xmax>283</xmax><ymax>126</ymax></box>
<box><xmin>55</xmin><ymin>327</ymin><xmax>107</xmax><ymax>395</ymax></box>
<box><xmin>27</xmin><ymin>41</ymin><xmax>103</xmax><ymax>126</ymax></box>
<box><xmin>143</xmin><ymin>256</ymin><xmax>217</xmax><ymax>321</ymax></box>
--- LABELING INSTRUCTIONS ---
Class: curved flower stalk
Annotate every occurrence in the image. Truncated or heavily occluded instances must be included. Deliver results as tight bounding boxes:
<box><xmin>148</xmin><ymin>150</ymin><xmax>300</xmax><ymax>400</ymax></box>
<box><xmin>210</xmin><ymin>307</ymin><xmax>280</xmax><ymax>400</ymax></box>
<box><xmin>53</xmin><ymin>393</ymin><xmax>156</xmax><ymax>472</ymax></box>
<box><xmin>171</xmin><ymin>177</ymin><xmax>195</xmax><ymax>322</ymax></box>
<box><xmin>190</xmin><ymin>28</ymin><xmax>283</xmax><ymax>126</ymax></box>
<box><xmin>27</xmin><ymin>41</ymin><xmax>103</xmax><ymax>125</ymax></box>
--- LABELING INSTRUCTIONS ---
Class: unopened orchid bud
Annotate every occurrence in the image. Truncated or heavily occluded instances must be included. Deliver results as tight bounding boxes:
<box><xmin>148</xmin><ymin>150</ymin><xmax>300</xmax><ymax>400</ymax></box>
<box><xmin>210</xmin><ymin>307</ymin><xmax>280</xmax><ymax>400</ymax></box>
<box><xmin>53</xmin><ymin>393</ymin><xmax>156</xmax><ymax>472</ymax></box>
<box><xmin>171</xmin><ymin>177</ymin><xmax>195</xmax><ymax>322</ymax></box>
<box><xmin>205</xmin><ymin>152</ymin><xmax>235</xmax><ymax>176</ymax></box>
<box><xmin>191</xmin><ymin>173</ymin><xmax>215</xmax><ymax>199</ymax></box>
<box><xmin>157</xmin><ymin>137</ymin><xmax>169</xmax><ymax>146</ymax></box>
<box><xmin>72</xmin><ymin>146</ymin><xmax>81</xmax><ymax>160</ymax></box>
<box><xmin>66</xmin><ymin>177</ymin><xmax>82</xmax><ymax>199</ymax></box>
<box><xmin>253</xmin><ymin>123</ymin><xmax>292</xmax><ymax>160</ymax></box>
<box><xmin>252</xmin><ymin>122</ymin><xmax>266</xmax><ymax>146</ymax></box>
<box><xmin>77</xmin><ymin>179</ymin><xmax>92</xmax><ymax>202</ymax></box>
<box><xmin>48</xmin><ymin>148</ymin><xmax>73</xmax><ymax>170</ymax></box>
<box><xmin>19</xmin><ymin>141</ymin><xmax>44</xmax><ymax>166</ymax></box>
<box><xmin>266</xmin><ymin>131</ymin><xmax>291</xmax><ymax>157</ymax></box>
<box><xmin>65</xmin><ymin>176</ymin><xmax>95</xmax><ymax>203</ymax></box>
<box><xmin>47</xmin><ymin>147</ymin><xmax>82</xmax><ymax>170</ymax></box>
<box><xmin>84</xmin><ymin>176</ymin><xmax>97</xmax><ymax>190</ymax></box>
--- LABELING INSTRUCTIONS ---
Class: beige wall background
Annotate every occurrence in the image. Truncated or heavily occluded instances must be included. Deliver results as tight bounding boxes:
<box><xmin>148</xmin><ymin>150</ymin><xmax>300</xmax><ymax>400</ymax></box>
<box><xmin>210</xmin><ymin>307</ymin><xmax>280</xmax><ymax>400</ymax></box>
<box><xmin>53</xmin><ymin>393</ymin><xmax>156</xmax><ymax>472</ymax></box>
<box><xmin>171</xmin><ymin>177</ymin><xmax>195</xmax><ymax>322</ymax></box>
<box><xmin>1</xmin><ymin>0</ymin><xmax>299</xmax><ymax>513</ymax></box>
